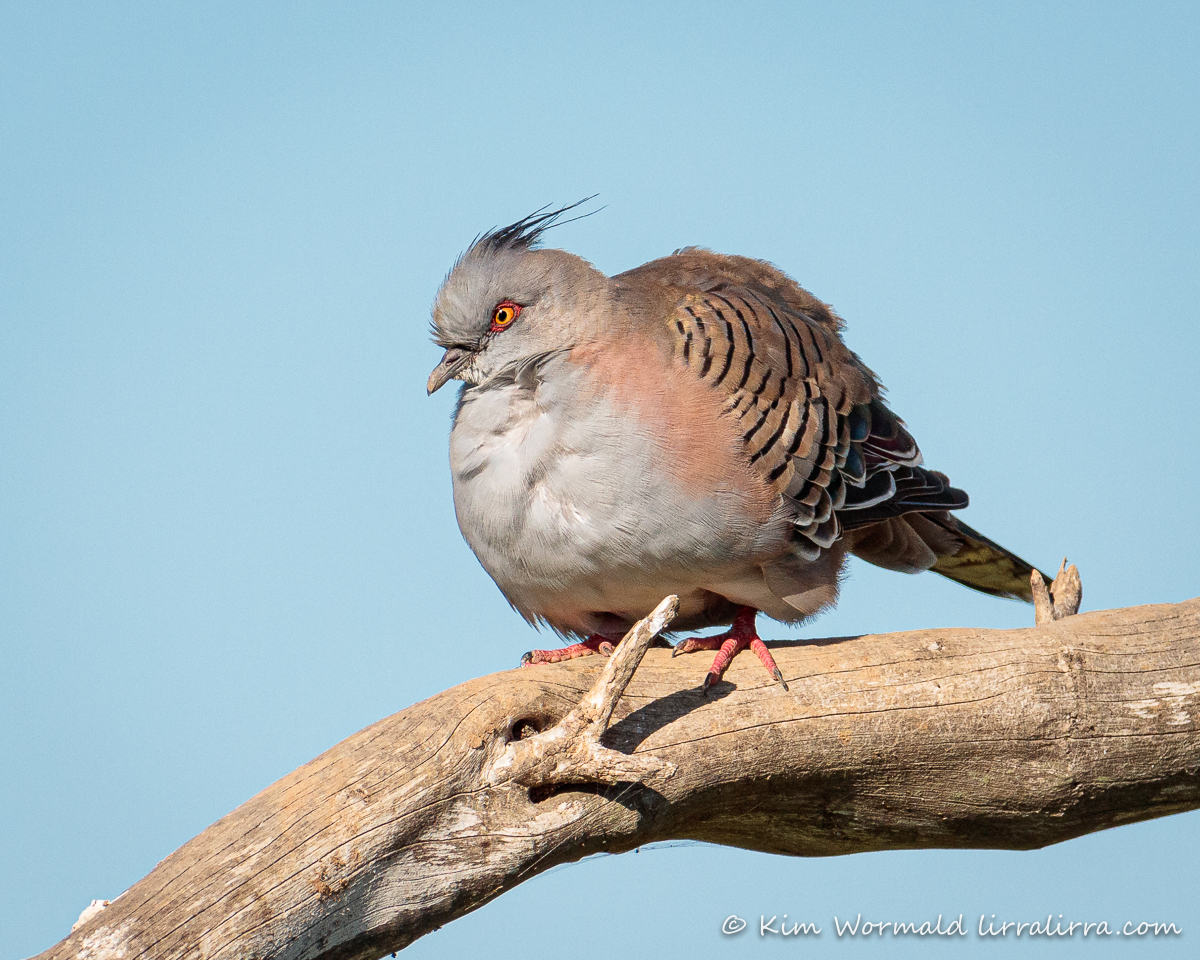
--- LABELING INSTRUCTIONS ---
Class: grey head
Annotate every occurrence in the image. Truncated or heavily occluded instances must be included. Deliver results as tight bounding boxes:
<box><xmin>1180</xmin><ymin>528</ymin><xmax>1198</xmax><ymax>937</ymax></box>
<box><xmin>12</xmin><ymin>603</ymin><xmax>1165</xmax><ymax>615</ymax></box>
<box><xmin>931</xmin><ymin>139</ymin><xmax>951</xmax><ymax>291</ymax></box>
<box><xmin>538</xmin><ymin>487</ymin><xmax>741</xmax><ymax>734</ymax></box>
<box><xmin>427</xmin><ymin>203</ymin><xmax>611</xmax><ymax>395</ymax></box>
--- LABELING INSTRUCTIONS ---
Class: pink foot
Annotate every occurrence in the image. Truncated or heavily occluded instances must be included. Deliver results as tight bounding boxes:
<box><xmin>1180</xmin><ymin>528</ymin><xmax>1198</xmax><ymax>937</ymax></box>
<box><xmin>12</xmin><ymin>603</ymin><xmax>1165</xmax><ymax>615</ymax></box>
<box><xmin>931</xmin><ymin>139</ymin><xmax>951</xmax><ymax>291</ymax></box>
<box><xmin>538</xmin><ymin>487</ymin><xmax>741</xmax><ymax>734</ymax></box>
<box><xmin>672</xmin><ymin>606</ymin><xmax>789</xmax><ymax>692</ymax></box>
<box><xmin>521</xmin><ymin>634</ymin><xmax>615</xmax><ymax>666</ymax></box>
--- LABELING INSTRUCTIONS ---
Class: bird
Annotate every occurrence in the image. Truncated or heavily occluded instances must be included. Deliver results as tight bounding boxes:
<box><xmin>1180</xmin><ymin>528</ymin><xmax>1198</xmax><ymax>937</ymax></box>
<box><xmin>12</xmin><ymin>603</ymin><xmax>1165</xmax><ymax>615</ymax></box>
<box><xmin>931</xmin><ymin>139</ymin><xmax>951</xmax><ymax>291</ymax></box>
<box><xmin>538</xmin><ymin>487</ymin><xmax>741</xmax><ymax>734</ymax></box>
<box><xmin>427</xmin><ymin>203</ymin><xmax>1047</xmax><ymax>691</ymax></box>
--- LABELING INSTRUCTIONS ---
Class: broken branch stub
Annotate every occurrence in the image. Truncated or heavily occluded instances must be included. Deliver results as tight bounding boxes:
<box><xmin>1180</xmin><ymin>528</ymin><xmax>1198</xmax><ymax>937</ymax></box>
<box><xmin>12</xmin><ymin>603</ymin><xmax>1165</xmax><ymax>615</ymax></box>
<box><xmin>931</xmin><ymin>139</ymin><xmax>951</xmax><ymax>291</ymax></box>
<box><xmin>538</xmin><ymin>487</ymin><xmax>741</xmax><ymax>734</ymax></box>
<box><xmin>485</xmin><ymin>594</ymin><xmax>680</xmax><ymax>789</ymax></box>
<box><xmin>1032</xmin><ymin>559</ymin><xmax>1083</xmax><ymax>625</ymax></box>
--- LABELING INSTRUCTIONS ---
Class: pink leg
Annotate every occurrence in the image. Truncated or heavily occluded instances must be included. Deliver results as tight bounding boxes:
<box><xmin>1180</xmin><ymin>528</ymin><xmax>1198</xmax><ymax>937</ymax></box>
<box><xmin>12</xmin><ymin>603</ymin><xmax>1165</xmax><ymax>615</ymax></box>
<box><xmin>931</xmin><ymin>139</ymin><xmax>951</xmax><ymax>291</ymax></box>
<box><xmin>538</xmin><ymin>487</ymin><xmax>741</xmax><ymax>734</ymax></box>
<box><xmin>672</xmin><ymin>606</ymin><xmax>789</xmax><ymax>692</ymax></box>
<box><xmin>521</xmin><ymin>634</ymin><xmax>615</xmax><ymax>666</ymax></box>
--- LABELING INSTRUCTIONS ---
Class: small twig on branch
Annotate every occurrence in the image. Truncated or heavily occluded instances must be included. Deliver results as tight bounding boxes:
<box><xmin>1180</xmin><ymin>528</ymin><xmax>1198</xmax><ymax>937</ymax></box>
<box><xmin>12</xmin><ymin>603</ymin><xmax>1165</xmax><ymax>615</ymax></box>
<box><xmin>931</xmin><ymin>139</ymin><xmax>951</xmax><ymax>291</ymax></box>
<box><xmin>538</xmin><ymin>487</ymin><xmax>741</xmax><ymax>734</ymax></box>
<box><xmin>485</xmin><ymin>595</ymin><xmax>679</xmax><ymax>789</ymax></box>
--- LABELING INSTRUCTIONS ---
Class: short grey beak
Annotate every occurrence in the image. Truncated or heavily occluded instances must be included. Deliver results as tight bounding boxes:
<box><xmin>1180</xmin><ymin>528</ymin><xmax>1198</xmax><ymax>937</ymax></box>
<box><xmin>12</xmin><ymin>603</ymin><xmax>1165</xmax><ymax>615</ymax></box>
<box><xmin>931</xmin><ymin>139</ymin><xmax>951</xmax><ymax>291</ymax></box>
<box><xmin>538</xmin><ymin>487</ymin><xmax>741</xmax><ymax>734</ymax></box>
<box><xmin>427</xmin><ymin>346</ymin><xmax>473</xmax><ymax>395</ymax></box>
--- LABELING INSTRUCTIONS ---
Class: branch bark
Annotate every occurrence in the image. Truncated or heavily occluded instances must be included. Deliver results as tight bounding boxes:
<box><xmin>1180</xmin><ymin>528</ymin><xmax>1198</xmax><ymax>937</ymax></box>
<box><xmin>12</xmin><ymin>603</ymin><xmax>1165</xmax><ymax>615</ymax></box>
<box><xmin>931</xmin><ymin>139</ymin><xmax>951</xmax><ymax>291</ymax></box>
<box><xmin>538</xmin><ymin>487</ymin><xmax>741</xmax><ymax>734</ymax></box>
<box><xmin>45</xmin><ymin>596</ymin><xmax>1200</xmax><ymax>960</ymax></box>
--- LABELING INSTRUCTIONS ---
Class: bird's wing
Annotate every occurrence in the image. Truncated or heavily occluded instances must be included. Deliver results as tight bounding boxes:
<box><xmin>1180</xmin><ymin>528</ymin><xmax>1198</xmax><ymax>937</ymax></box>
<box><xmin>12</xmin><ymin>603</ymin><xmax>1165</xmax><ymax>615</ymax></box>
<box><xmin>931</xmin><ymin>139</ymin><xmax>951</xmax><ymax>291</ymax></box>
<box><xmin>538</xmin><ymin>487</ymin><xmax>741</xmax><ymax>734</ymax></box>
<box><xmin>618</xmin><ymin>250</ymin><xmax>966</xmax><ymax>560</ymax></box>
<box><xmin>665</xmin><ymin>283</ymin><xmax>963</xmax><ymax>558</ymax></box>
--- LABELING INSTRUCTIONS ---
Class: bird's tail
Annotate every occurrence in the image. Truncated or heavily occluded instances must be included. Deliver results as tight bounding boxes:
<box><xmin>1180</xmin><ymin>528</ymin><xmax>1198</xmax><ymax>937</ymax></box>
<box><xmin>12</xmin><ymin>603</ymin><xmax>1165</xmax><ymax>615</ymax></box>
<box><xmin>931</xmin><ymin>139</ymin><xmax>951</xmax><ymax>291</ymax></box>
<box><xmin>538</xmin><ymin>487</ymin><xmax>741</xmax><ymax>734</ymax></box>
<box><xmin>848</xmin><ymin>511</ymin><xmax>1050</xmax><ymax>603</ymax></box>
<box><xmin>925</xmin><ymin>514</ymin><xmax>1049</xmax><ymax>603</ymax></box>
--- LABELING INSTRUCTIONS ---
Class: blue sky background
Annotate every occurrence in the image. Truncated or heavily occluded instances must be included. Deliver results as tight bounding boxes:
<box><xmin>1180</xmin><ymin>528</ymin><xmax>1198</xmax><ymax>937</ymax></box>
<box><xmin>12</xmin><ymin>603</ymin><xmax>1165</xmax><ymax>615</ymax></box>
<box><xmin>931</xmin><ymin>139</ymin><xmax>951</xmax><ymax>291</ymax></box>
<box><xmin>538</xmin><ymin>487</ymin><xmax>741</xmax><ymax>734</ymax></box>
<box><xmin>3</xmin><ymin>2</ymin><xmax>1198</xmax><ymax>957</ymax></box>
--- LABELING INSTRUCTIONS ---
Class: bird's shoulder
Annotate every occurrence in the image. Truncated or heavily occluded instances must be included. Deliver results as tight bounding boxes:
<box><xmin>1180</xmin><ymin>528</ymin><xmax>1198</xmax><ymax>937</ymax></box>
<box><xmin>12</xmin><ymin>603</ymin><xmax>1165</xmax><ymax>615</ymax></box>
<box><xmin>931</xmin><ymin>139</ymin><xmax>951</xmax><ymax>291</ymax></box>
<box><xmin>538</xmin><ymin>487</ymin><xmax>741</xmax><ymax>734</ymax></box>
<box><xmin>612</xmin><ymin>247</ymin><xmax>873</xmax><ymax>390</ymax></box>
<box><xmin>614</xmin><ymin>247</ymin><xmax>841</xmax><ymax>327</ymax></box>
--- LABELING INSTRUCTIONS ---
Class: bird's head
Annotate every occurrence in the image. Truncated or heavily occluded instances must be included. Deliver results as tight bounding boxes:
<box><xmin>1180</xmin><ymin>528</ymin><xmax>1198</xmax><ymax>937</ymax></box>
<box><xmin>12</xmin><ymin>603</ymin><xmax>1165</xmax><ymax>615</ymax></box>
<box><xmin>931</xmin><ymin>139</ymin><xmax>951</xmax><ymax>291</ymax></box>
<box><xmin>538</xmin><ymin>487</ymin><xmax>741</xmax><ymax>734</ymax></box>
<box><xmin>427</xmin><ymin>203</ymin><xmax>608</xmax><ymax>395</ymax></box>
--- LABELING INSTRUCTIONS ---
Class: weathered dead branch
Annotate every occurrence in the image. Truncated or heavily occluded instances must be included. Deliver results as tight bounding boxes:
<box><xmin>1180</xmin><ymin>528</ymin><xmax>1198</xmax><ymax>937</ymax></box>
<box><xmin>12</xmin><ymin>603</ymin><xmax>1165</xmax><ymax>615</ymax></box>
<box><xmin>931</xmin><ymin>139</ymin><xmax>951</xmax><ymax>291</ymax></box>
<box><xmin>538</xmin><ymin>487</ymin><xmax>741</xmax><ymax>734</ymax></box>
<box><xmin>44</xmin><ymin>594</ymin><xmax>1200</xmax><ymax>960</ymax></box>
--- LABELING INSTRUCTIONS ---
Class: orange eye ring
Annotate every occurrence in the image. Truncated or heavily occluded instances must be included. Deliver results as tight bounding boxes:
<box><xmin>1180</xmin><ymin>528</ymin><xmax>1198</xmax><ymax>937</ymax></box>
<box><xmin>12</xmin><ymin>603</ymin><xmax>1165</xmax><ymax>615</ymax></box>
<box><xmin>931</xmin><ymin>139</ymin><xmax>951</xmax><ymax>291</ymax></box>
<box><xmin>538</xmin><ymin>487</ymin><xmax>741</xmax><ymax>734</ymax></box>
<box><xmin>490</xmin><ymin>300</ymin><xmax>522</xmax><ymax>332</ymax></box>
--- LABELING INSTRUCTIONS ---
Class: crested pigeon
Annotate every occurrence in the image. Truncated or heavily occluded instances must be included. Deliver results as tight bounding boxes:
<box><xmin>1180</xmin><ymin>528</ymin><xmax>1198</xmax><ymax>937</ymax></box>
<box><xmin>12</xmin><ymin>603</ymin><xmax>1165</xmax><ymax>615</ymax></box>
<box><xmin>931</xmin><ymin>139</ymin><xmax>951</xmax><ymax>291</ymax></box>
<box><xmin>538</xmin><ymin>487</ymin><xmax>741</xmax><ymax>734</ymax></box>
<box><xmin>427</xmin><ymin>204</ymin><xmax>1047</xmax><ymax>691</ymax></box>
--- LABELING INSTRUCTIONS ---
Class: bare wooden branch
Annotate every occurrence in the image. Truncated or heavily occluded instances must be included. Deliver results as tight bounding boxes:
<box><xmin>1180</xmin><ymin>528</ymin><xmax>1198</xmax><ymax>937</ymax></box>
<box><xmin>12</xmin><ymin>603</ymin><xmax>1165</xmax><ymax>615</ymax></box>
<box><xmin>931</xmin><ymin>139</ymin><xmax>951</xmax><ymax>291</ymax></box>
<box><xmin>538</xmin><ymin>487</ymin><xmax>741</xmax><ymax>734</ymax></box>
<box><xmin>44</xmin><ymin>597</ymin><xmax>1200</xmax><ymax>960</ymax></box>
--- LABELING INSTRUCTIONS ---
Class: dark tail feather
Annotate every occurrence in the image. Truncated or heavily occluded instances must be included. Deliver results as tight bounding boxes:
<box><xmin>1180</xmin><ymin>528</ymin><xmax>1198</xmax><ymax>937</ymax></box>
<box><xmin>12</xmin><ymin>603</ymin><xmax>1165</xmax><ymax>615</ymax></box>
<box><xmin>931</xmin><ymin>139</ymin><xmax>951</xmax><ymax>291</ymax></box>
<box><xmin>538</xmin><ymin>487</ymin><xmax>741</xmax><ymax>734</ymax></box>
<box><xmin>925</xmin><ymin>514</ymin><xmax>1050</xmax><ymax>603</ymax></box>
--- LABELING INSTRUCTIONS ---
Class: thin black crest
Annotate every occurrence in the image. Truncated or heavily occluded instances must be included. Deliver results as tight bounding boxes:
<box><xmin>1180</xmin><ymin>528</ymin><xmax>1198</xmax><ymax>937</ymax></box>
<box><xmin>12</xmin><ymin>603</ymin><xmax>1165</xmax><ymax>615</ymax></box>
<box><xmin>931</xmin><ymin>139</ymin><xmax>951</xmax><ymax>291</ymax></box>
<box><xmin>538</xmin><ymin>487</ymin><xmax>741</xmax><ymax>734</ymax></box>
<box><xmin>472</xmin><ymin>197</ymin><xmax>601</xmax><ymax>256</ymax></box>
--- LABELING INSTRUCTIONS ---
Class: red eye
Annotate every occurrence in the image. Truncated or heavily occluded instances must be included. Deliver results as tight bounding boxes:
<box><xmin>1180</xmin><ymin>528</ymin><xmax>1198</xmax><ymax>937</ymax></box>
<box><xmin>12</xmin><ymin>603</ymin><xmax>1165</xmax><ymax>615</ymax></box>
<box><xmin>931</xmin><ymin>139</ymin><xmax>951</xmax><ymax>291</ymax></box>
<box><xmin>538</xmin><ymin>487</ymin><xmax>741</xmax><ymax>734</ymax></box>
<box><xmin>490</xmin><ymin>300</ymin><xmax>522</xmax><ymax>331</ymax></box>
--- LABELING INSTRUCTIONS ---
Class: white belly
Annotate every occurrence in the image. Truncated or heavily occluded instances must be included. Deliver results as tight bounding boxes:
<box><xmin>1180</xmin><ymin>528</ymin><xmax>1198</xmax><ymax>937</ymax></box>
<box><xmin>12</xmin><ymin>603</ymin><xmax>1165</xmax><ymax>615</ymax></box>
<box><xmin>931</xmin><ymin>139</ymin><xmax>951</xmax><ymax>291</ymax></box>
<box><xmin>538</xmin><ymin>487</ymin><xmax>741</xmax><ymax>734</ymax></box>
<box><xmin>447</xmin><ymin>359</ymin><xmax>791</xmax><ymax>634</ymax></box>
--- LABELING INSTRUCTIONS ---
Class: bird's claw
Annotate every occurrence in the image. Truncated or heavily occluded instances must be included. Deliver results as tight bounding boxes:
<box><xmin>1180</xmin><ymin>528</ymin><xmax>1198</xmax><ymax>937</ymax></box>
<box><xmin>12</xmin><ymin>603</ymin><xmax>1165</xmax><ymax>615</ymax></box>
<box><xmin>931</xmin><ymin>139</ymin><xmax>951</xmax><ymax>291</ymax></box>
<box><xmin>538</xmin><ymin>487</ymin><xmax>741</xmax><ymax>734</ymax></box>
<box><xmin>519</xmin><ymin>635</ymin><xmax>616</xmax><ymax>667</ymax></box>
<box><xmin>672</xmin><ymin>633</ymin><xmax>728</xmax><ymax>658</ymax></box>
<box><xmin>675</xmin><ymin>608</ymin><xmax>790</xmax><ymax>692</ymax></box>
<box><xmin>673</xmin><ymin>637</ymin><xmax>711</xmax><ymax>658</ymax></box>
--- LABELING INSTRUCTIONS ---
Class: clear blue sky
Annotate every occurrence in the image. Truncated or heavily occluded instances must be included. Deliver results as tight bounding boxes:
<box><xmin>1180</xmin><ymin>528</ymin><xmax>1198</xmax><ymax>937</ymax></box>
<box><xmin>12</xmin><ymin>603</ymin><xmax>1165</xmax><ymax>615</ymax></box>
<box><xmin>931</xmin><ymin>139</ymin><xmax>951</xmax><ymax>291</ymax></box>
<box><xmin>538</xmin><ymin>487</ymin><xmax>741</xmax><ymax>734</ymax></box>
<box><xmin>3</xmin><ymin>2</ymin><xmax>1198</xmax><ymax>957</ymax></box>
